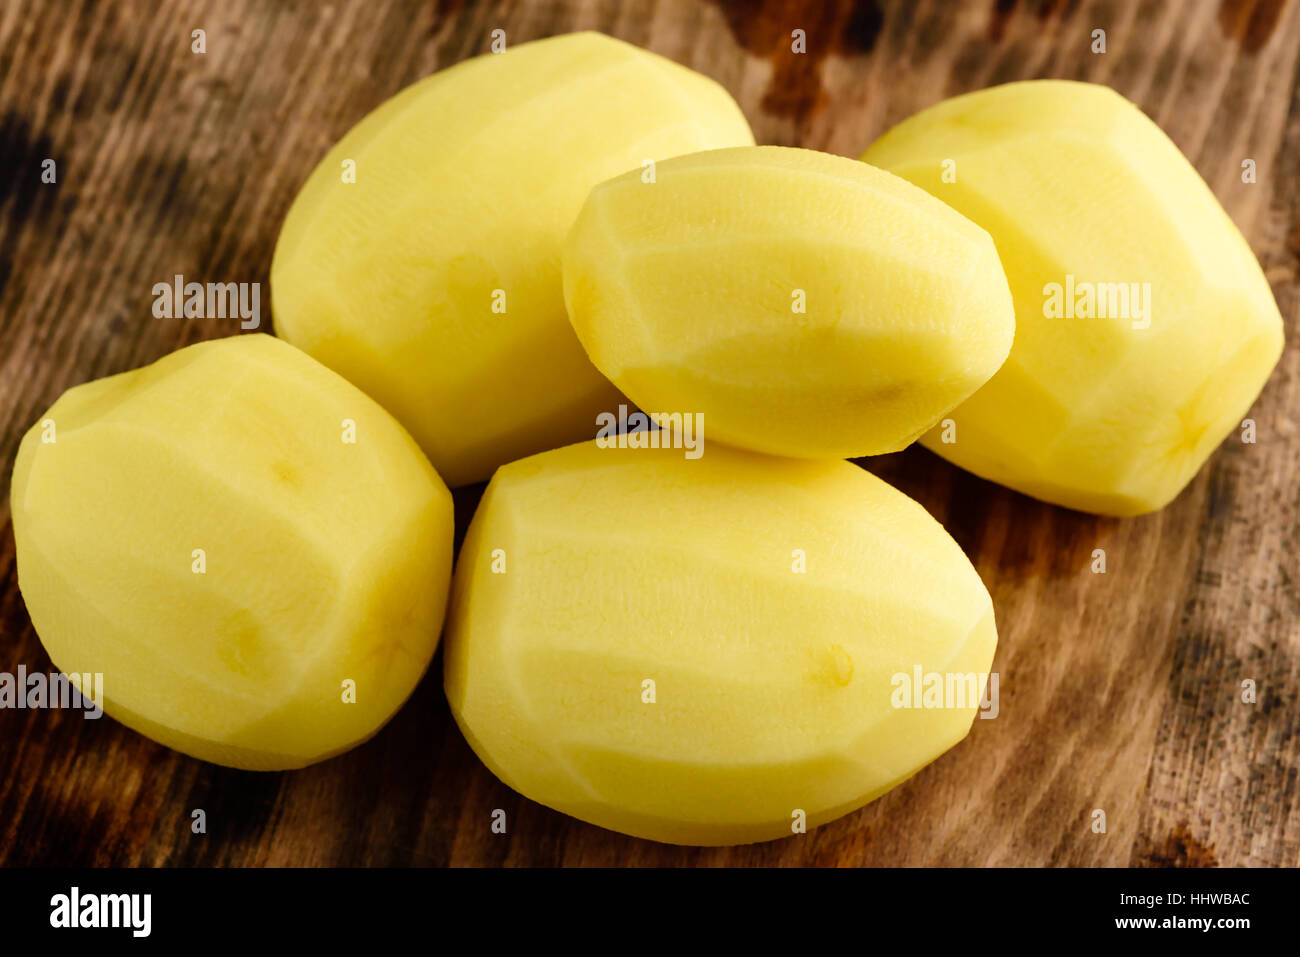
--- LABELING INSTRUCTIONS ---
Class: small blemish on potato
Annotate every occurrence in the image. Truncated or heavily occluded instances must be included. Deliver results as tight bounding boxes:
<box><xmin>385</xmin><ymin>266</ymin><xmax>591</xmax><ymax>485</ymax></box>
<box><xmin>823</xmin><ymin>643</ymin><xmax>854</xmax><ymax>687</ymax></box>
<box><xmin>217</xmin><ymin>610</ymin><xmax>267</xmax><ymax>678</ymax></box>
<box><xmin>272</xmin><ymin>460</ymin><xmax>301</xmax><ymax>487</ymax></box>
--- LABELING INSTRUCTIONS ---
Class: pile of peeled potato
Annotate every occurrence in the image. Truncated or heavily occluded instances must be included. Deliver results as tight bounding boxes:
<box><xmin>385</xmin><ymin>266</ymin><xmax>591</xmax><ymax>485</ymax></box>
<box><xmin>12</xmin><ymin>33</ymin><xmax>1283</xmax><ymax>845</ymax></box>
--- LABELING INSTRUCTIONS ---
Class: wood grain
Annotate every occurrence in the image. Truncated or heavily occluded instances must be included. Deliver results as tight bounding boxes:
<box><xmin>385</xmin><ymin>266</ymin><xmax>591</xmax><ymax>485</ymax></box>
<box><xmin>0</xmin><ymin>0</ymin><xmax>1296</xmax><ymax>866</ymax></box>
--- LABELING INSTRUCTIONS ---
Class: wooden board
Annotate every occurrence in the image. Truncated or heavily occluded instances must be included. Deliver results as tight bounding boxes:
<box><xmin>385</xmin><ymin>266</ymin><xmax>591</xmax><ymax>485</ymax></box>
<box><xmin>0</xmin><ymin>0</ymin><xmax>1296</xmax><ymax>867</ymax></box>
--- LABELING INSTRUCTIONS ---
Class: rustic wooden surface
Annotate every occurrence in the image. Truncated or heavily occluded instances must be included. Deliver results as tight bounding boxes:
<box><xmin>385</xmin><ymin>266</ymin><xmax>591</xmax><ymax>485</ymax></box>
<box><xmin>0</xmin><ymin>0</ymin><xmax>1297</xmax><ymax>867</ymax></box>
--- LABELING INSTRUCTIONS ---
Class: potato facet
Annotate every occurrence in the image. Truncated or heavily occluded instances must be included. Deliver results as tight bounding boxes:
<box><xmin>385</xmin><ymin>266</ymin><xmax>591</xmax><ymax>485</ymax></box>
<box><xmin>862</xmin><ymin>80</ymin><xmax>1285</xmax><ymax>516</ymax></box>
<box><xmin>271</xmin><ymin>31</ymin><xmax>755</xmax><ymax>487</ymax></box>
<box><xmin>444</xmin><ymin>441</ymin><xmax>997</xmax><ymax>845</ymax></box>
<box><xmin>11</xmin><ymin>334</ymin><xmax>454</xmax><ymax>770</ymax></box>
<box><xmin>561</xmin><ymin>145</ymin><xmax>1015</xmax><ymax>459</ymax></box>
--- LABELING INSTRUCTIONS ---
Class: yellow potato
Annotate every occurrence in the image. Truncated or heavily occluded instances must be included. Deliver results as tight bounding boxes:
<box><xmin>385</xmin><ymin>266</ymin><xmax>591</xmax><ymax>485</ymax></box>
<box><xmin>563</xmin><ymin>146</ymin><xmax>1015</xmax><ymax>459</ymax></box>
<box><xmin>10</xmin><ymin>335</ymin><xmax>453</xmax><ymax>770</ymax></box>
<box><xmin>444</xmin><ymin>441</ymin><xmax>997</xmax><ymax>845</ymax></box>
<box><xmin>863</xmin><ymin>80</ymin><xmax>1285</xmax><ymax>515</ymax></box>
<box><xmin>272</xmin><ymin>31</ymin><xmax>754</xmax><ymax>487</ymax></box>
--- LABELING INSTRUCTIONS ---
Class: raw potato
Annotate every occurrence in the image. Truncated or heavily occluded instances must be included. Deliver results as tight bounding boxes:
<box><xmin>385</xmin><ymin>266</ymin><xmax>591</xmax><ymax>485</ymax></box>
<box><xmin>863</xmin><ymin>80</ymin><xmax>1285</xmax><ymax>515</ymax></box>
<box><xmin>444</xmin><ymin>442</ymin><xmax>997</xmax><ymax>845</ymax></box>
<box><xmin>10</xmin><ymin>335</ymin><xmax>454</xmax><ymax>770</ymax></box>
<box><xmin>272</xmin><ymin>31</ymin><xmax>755</xmax><ymax>487</ymax></box>
<box><xmin>562</xmin><ymin>145</ymin><xmax>1015</xmax><ymax>459</ymax></box>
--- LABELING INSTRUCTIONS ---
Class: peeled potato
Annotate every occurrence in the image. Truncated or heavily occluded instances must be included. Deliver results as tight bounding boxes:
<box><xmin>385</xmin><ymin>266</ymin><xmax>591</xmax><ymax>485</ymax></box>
<box><xmin>863</xmin><ymin>80</ymin><xmax>1285</xmax><ymax>515</ymax></box>
<box><xmin>10</xmin><ymin>334</ymin><xmax>453</xmax><ymax>770</ymax></box>
<box><xmin>444</xmin><ymin>441</ymin><xmax>997</xmax><ymax>845</ymax></box>
<box><xmin>272</xmin><ymin>31</ymin><xmax>754</xmax><ymax>487</ymax></box>
<box><xmin>562</xmin><ymin>145</ymin><xmax>1015</xmax><ymax>459</ymax></box>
